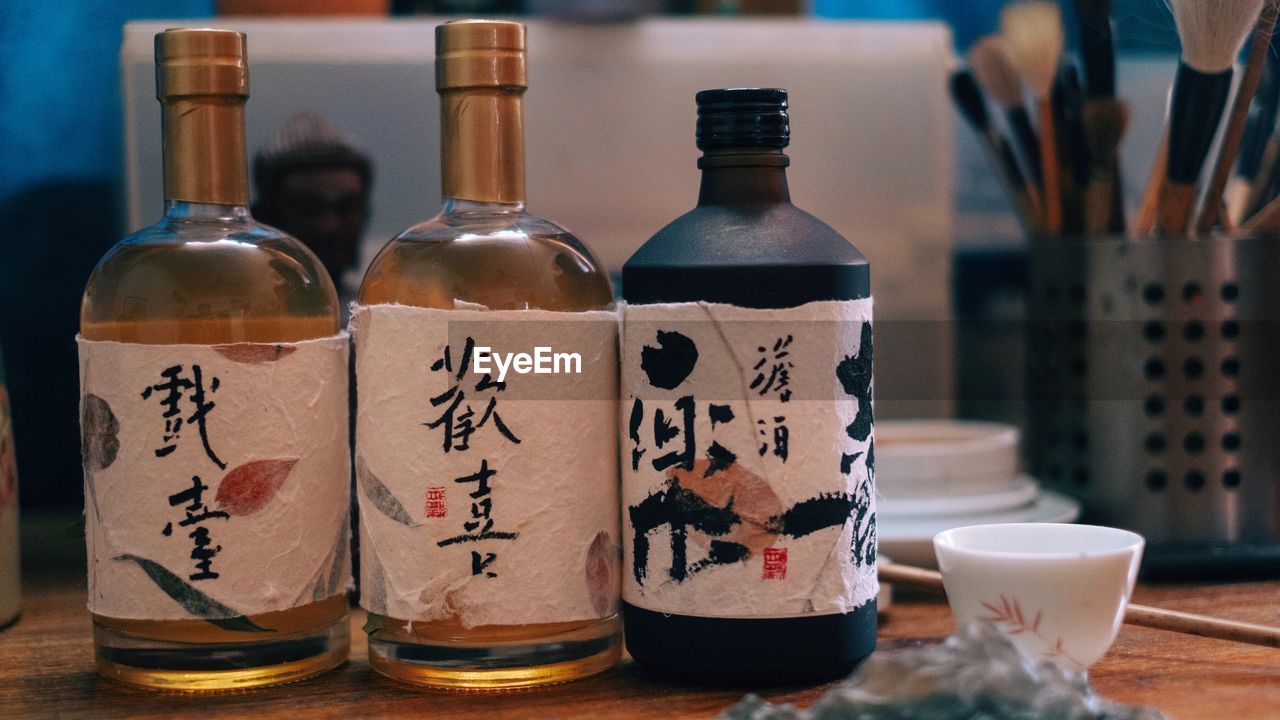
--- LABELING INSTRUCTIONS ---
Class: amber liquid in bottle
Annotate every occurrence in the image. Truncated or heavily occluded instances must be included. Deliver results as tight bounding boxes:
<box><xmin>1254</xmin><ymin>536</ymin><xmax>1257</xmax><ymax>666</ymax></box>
<box><xmin>79</xmin><ymin>29</ymin><xmax>347</xmax><ymax>691</ymax></box>
<box><xmin>359</xmin><ymin>20</ymin><xmax>619</xmax><ymax>689</ymax></box>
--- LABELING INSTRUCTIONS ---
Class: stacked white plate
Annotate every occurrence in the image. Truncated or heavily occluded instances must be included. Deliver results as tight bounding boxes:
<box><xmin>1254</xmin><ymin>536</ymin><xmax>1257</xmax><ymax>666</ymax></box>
<box><xmin>876</xmin><ymin>420</ymin><xmax>1080</xmax><ymax>568</ymax></box>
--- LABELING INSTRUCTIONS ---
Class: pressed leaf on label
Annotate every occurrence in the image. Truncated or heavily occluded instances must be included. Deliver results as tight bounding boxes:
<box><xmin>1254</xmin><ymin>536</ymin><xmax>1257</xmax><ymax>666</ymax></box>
<box><xmin>116</xmin><ymin>554</ymin><xmax>272</xmax><ymax>633</ymax></box>
<box><xmin>213</xmin><ymin>343</ymin><xmax>298</xmax><ymax>364</ymax></box>
<box><xmin>313</xmin><ymin>523</ymin><xmax>350</xmax><ymax>602</ymax></box>
<box><xmin>215</xmin><ymin>458</ymin><xmax>298</xmax><ymax>516</ymax></box>
<box><xmin>362</xmin><ymin>613</ymin><xmax>385</xmax><ymax>635</ymax></box>
<box><xmin>362</xmin><ymin>548</ymin><xmax>388</xmax><ymax>616</ymax></box>
<box><xmin>81</xmin><ymin>393</ymin><xmax>119</xmax><ymax>471</ymax></box>
<box><xmin>585</xmin><ymin>530</ymin><xmax>619</xmax><ymax>617</ymax></box>
<box><xmin>356</xmin><ymin>456</ymin><xmax>416</xmax><ymax>526</ymax></box>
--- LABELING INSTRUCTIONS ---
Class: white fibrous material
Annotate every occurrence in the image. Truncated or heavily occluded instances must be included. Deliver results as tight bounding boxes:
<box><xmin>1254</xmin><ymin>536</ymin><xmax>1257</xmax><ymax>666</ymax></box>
<box><xmin>717</xmin><ymin>621</ymin><xmax>1165</xmax><ymax>720</ymax></box>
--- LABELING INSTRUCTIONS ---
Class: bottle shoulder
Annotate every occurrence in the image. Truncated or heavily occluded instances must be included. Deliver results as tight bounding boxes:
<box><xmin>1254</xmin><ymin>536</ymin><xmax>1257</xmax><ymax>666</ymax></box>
<box><xmin>81</xmin><ymin>215</ymin><xmax>340</xmax><ymax>341</ymax></box>
<box><xmin>359</xmin><ymin>208</ymin><xmax>614</xmax><ymax>311</ymax></box>
<box><xmin>626</xmin><ymin>202</ymin><xmax>868</xmax><ymax>270</ymax></box>
<box><xmin>622</xmin><ymin>203</ymin><xmax>870</xmax><ymax>307</ymax></box>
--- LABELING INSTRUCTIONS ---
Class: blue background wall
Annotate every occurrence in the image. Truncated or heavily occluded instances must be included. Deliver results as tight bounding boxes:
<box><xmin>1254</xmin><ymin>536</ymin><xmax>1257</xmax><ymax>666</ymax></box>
<box><xmin>0</xmin><ymin>1</ymin><xmax>212</xmax><ymax>508</ymax></box>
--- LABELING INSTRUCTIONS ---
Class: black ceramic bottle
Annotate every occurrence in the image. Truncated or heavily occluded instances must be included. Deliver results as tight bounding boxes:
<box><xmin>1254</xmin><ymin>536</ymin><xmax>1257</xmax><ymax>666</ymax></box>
<box><xmin>621</xmin><ymin>88</ymin><xmax>875</xmax><ymax>685</ymax></box>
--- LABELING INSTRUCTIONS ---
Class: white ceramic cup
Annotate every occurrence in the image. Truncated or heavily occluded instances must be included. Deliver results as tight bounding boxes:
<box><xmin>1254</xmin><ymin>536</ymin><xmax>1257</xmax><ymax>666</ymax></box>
<box><xmin>934</xmin><ymin>523</ymin><xmax>1144</xmax><ymax>672</ymax></box>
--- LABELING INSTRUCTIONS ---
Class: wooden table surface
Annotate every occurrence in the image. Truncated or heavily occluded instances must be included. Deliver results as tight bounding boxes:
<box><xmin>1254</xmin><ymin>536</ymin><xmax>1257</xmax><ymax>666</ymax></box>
<box><xmin>3</xmin><ymin>517</ymin><xmax>1279</xmax><ymax>719</ymax></box>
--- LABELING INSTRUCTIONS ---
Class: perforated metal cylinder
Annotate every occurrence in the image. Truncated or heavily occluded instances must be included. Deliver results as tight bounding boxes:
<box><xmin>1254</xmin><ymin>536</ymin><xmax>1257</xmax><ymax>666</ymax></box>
<box><xmin>1027</xmin><ymin>234</ymin><xmax>1280</xmax><ymax>567</ymax></box>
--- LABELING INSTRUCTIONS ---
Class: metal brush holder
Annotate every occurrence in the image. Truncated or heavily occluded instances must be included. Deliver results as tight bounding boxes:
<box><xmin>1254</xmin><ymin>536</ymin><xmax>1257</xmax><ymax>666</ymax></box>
<box><xmin>1027</xmin><ymin>233</ymin><xmax>1280</xmax><ymax>579</ymax></box>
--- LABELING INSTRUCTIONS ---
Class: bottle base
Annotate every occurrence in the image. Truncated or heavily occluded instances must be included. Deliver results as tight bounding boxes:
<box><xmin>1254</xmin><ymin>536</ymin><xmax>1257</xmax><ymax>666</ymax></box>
<box><xmin>623</xmin><ymin>600</ymin><xmax>876</xmax><ymax>686</ymax></box>
<box><xmin>93</xmin><ymin>617</ymin><xmax>350</xmax><ymax>692</ymax></box>
<box><xmin>367</xmin><ymin>614</ymin><xmax>622</xmax><ymax>690</ymax></box>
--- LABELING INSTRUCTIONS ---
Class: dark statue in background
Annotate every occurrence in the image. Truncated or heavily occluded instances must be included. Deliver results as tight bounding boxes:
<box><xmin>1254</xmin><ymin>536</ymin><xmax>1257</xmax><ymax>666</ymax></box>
<box><xmin>253</xmin><ymin>113</ymin><xmax>373</xmax><ymax>311</ymax></box>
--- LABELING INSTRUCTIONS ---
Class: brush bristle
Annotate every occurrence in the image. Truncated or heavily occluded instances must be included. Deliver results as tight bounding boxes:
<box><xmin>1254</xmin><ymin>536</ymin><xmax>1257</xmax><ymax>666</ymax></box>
<box><xmin>969</xmin><ymin>36</ymin><xmax>1025</xmax><ymax>108</ymax></box>
<box><xmin>1001</xmin><ymin>1</ymin><xmax>1064</xmax><ymax>97</ymax></box>
<box><xmin>1168</xmin><ymin>0</ymin><xmax>1265</xmax><ymax>73</ymax></box>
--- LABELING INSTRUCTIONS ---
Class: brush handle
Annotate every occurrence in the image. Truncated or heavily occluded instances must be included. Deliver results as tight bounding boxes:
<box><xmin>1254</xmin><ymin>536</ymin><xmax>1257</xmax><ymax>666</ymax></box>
<box><xmin>1109</xmin><ymin>156</ymin><xmax>1127</xmax><ymax>234</ymax></box>
<box><xmin>1086</xmin><ymin>178</ymin><xmax>1118</xmax><ymax>234</ymax></box>
<box><xmin>1161</xmin><ymin>65</ymin><xmax>1232</xmax><ymax>236</ymax></box>
<box><xmin>1133</xmin><ymin>130</ymin><xmax>1168</xmax><ymax>238</ymax></box>
<box><xmin>1244</xmin><ymin>133</ymin><xmax>1280</xmax><ymax>219</ymax></box>
<box><xmin>996</xmin><ymin>133</ymin><xmax>1044</xmax><ymax>234</ymax></box>
<box><xmin>1039</xmin><ymin>97</ymin><xmax>1063</xmax><ymax>234</ymax></box>
<box><xmin>1061</xmin><ymin>69</ymin><xmax>1092</xmax><ymax>189</ymax></box>
<box><xmin>1238</xmin><ymin>56</ymin><xmax>1280</xmax><ymax>181</ymax></box>
<box><xmin>1158</xmin><ymin>180</ymin><xmax>1199</xmax><ymax>236</ymax></box>
<box><xmin>1008</xmin><ymin>107</ymin><xmax>1043</xmax><ymax>186</ymax></box>
<box><xmin>1167</xmin><ymin>64</ymin><xmax>1234</xmax><ymax>185</ymax></box>
<box><xmin>877</xmin><ymin>561</ymin><xmax>1280</xmax><ymax>650</ymax></box>
<box><xmin>1055</xmin><ymin>71</ymin><xmax>1090</xmax><ymax>234</ymax></box>
<box><xmin>1241</xmin><ymin>192</ymin><xmax>1280</xmax><ymax>231</ymax></box>
<box><xmin>950</xmin><ymin>70</ymin><xmax>1042</xmax><ymax>234</ymax></box>
<box><xmin>1197</xmin><ymin>1</ymin><xmax>1280</xmax><ymax>234</ymax></box>
<box><xmin>1077</xmin><ymin>10</ymin><xmax>1116</xmax><ymax>98</ymax></box>
<box><xmin>1081</xmin><ymin>96</ymin><xmax>1129</xmax><ymax>234</ymax></box>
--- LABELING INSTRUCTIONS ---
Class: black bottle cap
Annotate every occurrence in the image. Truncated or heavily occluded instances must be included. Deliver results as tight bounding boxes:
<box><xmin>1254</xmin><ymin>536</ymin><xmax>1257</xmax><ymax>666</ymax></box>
<box><xmin>695</xmin><ymin>88</ymin><xmax>789</xmax><ymax>151</ymax></box>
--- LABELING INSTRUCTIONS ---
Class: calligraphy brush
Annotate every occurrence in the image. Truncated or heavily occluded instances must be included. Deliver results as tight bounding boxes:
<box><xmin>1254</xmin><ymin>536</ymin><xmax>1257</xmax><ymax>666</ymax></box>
<box><xmin>1083</xmin><ymin>96</ymin><xmax>1130</xmax><ymax>234</ymax></box>
<box><xmin>1196</xmin><ymin>0</ymin><xmax>1280</xmax><ymax>234</ymax></box>
<box><xmin>1239</xmin><ymin>191</ymin><xmax>1280</xmax><ymax>231</ymax></box>
<box><xmin>1133</xmin><ymin>118</ymin><xmax>1169</xmax><ymax>238</ymax></box>
<box><xmin>950</xmin><ymin>69</ymin><xmax>1041</xmax><ymax>233</ymax></box>
<box><xmin>1002</xmin><ymin>1</ymin><xmax>1065</xmax><ymax>235</ymax></box>
<box><xmin>1054</xmin><ymin>65</ymin><xmax>1091</xmax><ymax>234</ymax></box>
<box><xmin>1242</xmin><ymin>117</ymin><xmax>1280</xmax><ymax>218</ymax></box>
<box><xmin>1226</xmin><ymin>51</ymin><xmax>1280</xmax><ymax>223</ymax></box>
<box><xmin>969</xmin><ymin>36</ymin><xmax>1043</xmax><ymax>188</ymax></box>
<box><xmin>1073</xmin><ymin>0</ymin><xmax>1116</xmax><ymax>99</ymax></box>
<box><xmin>1157</xmin><ymin>0</ymin><xmax>1266</xmax><ymax>237</ymax></box>
<box><xmin>1073</xmin><ymin>0</ymin><xmax>1128</xmax><ymax>234</ymax></box>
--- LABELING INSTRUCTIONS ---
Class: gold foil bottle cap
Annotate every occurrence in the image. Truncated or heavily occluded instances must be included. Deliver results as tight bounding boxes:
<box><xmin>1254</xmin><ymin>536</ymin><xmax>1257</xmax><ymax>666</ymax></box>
<box><xmin>155</xmin><ymin>28</ymin><xmax>249</xmax><ymax>99</ymax></box>
<box><xmin>435</xmin><ymin>19</ymin><xmax>526</xmax><ymax>91</ymax></box>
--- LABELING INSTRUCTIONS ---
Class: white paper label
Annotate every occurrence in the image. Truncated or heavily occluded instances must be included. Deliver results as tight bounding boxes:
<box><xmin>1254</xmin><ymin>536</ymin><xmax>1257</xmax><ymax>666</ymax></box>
<box><xmin>620</xmin><ymin>299</ymin><xmax>876</xmax><ymax>618</ymax></box>
<box><xmin>352</xmin><ymin>304</ymin><xmax>620</xmax><ymax>628</ymax></box>
<box><xmin>78</xmin><ymin>335</ymin><xmax>351</xmax><ymax>621</ymax></box>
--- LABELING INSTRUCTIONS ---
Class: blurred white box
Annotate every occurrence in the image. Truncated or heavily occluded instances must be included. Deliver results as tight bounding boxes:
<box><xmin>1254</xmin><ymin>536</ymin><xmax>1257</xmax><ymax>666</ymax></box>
<box><xmin>122</xmin><ymin>18</ymin><xmax>955</xmax><ymax>416</ymax></box>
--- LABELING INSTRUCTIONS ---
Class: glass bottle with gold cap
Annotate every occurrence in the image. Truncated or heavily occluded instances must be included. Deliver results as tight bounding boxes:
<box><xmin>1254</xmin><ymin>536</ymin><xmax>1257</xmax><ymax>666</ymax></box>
<box><xmin>354</xmin><ymin>19</ymin><xmax>620</xmax><ymax>688</ymax></box>
<box><xmin>79</xmin><ymin>28</ymin><xmax>350</xmax><ymax>690</ymax></box>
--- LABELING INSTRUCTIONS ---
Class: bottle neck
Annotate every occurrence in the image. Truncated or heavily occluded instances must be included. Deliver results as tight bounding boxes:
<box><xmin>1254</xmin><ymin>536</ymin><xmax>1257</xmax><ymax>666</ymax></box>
<box><xmin>161</xmin><ymin>96</ymin><xmax>250</xmax><ymax>206</ymax></box>
<box><xmin>440</xmin><ymin>87</ymin><xmax>526</xmax><ymax>204</ymax></box>
<box><xmin>162</xmin><ymin>199</ymin><xmax>251</xmax><ymax>222</ymax></box>
<box><xmin>696</xmin><ymin>150</ymin><xmax>791</xmax><ymax>206</ymax></box>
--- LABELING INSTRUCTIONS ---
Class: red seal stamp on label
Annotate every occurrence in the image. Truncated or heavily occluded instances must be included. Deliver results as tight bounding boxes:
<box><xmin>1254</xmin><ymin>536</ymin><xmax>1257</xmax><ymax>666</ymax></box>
<box><xmin>762</xmin><ymin>547</ymin><xmax>787</xmax><ymax>580</ymax></box>
<box><xmin>425</xmin><ymin>486</ymin><xmax>447</xmax><ymax>518</ymax></box>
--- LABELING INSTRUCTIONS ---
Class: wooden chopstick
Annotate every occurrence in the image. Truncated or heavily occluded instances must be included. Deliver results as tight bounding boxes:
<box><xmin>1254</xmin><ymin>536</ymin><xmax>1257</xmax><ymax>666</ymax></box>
<box><xmin>878</xmin><ymin>561</ymin><xmax>1280</xmax><ymax>650</ymax></box>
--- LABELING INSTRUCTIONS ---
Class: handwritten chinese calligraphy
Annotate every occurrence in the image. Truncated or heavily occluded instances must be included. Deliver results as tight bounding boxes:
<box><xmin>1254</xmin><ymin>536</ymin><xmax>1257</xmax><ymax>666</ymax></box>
<box><xmin>622</xmin><ymin>302</ymin><xmax>878</xmax><ymax>617</ymax></box>
<box><xmin>161</xmin><ymin>475</ymin><xmax>229</xmax><ymax>581</ymax></box>
<box><xmin>837</xmin><ymin>321</ymin><xmax>876</xmax><ymax>567</ymax></box>
<box><xmin>425</xmin><ymin>338</ymin><xmax>520</xmax><ymax>453</ymax></box>
<box><xmin>141</xmin><ymin>364</ymin><xmax>225</xmax><ymax>469</ymax></box>
<box><xmin>144</xmin><ymin>363</ymin><xmax>231</xmax><ymax>582</ymax></box>
<box><xmin>752</xmin><ymin>335</ymin><xmax>793</xmax><ymax>461</ymax></box>
<box><xmin>426</xmin><ymin>340</ymin><xmax>522</xmax><ymax>578</ymax></box>
<box><xmin>80</xmin><ymin>334</ymin><xmax>352</xmax><ymax>621</ymax></box>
